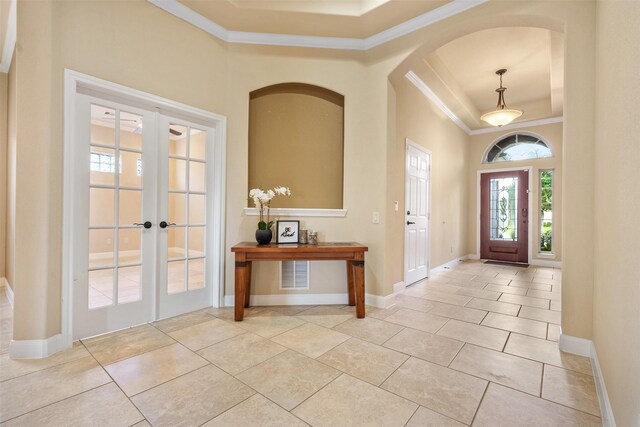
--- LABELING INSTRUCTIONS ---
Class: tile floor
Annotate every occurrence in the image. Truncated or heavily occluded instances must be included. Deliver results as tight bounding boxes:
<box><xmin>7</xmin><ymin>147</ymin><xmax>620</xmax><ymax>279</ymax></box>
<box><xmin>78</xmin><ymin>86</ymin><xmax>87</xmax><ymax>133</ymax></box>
<box><xmin>0</xmin><ymin>261</ymin><xmax>602</xmax><ymax>426</ymax></box>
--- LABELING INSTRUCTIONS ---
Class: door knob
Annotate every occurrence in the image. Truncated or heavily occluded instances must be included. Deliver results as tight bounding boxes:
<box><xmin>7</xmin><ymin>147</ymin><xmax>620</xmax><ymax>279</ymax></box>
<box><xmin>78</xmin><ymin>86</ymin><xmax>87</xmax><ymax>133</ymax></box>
<box><xmin>134</xmin><ymin>221</ymin><xmax>152</xmax><ymax>229</ymax></box>
<box><xmin>159</xmin><ymin>221</ymin><xmax>177</xmax><ymax>229</ymax></box>
<box><xmin>407</xmin><ymin>221</ymin><xmax>416</xmax><ymax>225</ymax></box>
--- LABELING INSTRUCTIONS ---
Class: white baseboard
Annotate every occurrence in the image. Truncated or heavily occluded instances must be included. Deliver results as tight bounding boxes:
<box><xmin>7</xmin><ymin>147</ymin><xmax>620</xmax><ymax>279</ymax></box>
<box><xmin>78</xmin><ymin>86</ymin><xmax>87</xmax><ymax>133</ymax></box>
<box><xmin>466</xmin><ymin>253</ymin><xmax>480</xmax><ymax>260</ymax></box>
<box><xmin>431</xmin><ymin>255</ymin><xmax>472</xmax><ymax>274</ymax></box>
<box><xmin>1</xmin><ymin>278</ymin><xmax>13</xmax><ymax>308</ymax></box>
<box><xmin>392</xmin><ymin>281</ymin><xmax>406</xmax><ymax>293</ymax></box>
<box><xmin>9</xmin><ymin>334</ymin><xmax>67</xmax><ymax>359</ymax></box>
<box><xmin>530</xmin><ymin>259</ymin><xmax>562</xmax><ymax>268</ymax></box>
<box><xmin>560</xmin><ymin>333</ymin><xmax>616</xmax><ymax>426</ymax></box>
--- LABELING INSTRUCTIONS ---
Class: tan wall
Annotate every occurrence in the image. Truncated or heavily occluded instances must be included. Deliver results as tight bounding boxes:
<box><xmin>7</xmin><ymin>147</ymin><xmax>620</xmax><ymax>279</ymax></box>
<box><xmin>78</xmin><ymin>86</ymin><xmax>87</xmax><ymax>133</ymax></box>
<box><xmin>467</xmin><ymin>122</ymin><xmax>563</xmax><ymax>262</ymax></box>
<box><xmin>389</xmin><ymin>75</ymin><xmax>470</xmax><ymax>286</ymax></box>
<box><xmin>248</xmin><ymin>85</ymin><xmax>344</xmax><ymax>209</ymax></box>
<box><xmin>5</xmin><ymin>56</ymin><xmax>15</xmax><ymax>289</ymax></box>
<box><xmin>0</xmin><ymin>72</ymin><xmax>7</xmax><ymax>278</ymax></box>
<box><xmin>593</xmin><ymin>1</ymin><xmax>640</xmax><ymax>425</ymax></box>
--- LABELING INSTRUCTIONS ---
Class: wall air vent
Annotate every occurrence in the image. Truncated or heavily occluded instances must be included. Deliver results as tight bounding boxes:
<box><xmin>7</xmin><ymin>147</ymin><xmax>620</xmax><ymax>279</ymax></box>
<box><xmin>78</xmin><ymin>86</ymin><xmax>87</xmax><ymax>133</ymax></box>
<box><xmin>280</xmin><ymin>260</ymin><xmax>309</xmax><ymax>289</ymax></box>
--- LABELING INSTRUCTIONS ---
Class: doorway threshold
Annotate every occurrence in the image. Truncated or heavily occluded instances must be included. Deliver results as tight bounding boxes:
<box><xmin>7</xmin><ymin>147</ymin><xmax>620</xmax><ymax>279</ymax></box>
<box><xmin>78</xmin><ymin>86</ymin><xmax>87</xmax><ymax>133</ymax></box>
<box><xmin>484</xmin><ymin>260</ymin><xmax>529</xmax><ymax>268</ymax></box>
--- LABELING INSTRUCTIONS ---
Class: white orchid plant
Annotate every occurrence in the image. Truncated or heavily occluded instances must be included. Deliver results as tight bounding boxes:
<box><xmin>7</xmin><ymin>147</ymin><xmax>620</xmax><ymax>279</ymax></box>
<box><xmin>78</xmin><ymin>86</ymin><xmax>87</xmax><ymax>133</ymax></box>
<box><xmin>249</xmin><ymin>186</ymin><xmax>292</xmax><ymax>230</ymax></box>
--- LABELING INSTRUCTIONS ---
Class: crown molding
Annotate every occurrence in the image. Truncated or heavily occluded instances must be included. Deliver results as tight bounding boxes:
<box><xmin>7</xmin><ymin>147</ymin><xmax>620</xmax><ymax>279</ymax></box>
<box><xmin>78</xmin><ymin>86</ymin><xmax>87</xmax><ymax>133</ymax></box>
<box><xmin>406</xmin><ymin>70</ymin><xmax>563</xmax><ymax>136</ymax></box>
<box><xmin>0</xmin><ymin>0</ymin><xmax>16</xmax><ymax>73</ymax></box>
<box><xmin>148</xmin><ymin>0</ymin><xmax>487</xmax><ymax>51</ymax></box>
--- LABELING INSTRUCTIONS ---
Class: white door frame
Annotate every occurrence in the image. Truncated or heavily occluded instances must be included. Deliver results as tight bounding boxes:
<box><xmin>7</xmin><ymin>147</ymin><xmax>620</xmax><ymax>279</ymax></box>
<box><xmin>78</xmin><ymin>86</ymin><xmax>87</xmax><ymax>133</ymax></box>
<box><xmin>62</xmin><ymin>69</ymin><xmax>226</xmax><ymax>348</ymax></box>
<box><xmin>404</xmin><ymin>138</ymin><xmax>432</xmax><ymax>286</ymax></box>
<box><xmin>476</xmin><ymin>166</ymin><xmax>533</xmax><ymax>264</ymax></box>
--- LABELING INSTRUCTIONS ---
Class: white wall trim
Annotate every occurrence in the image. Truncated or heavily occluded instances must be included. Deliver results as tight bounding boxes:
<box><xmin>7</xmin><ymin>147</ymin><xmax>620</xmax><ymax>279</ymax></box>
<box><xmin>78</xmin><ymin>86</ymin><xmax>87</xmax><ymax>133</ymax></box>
<box><xmin>392</xmin><ymin>281</ymin><xmax>406</xmax><ymax>294</ymax></box>
<box><xmin>430</xmin><ymin>255</ymin><xmax>471</xmax><ymax>274</ymax></box>
<box><xmin>243</xmin><ymin>207</ymin><xmax>347</xmax><ymax>218</ymax></box>
<box><xmin>405</xmin><ymin>71</ymin><xmax>472</xmax><ymax>134</ymax></box>
<box><xmin>0</xmin><ymin>0</ymin><xmax>16</xmax><ymax>73</ymax></box>
<box><xmin>9</xmin><ymin>334</ymin><xmax>66</xmax><ymax>359</ymax></box>
<box><xmin>1</xmin><ymin>278</ymin><xmax>13</xmax><ymax>307</ymax></box>
<box><xmin>560</xmin><ymin>334</ymin><xmax>616</xmax><ymax>427</ymax></box>
<box><xmin>148</xmin><ymin>0</ymin><xmax>486</xmax><ymax>51</ymax></box>
<box><xmin>530</xmin><ymin>259</ymin><xmax>562</xmax><ymax>268</ymax></box>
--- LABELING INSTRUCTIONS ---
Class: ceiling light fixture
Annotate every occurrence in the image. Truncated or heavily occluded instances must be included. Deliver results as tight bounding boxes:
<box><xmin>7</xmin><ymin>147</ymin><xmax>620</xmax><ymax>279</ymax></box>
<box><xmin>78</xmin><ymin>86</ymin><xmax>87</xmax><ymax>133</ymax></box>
<box><xmin>480</xmin><ymin>69</ymin><xmax>523</xmax><ymax>127</ymax></box>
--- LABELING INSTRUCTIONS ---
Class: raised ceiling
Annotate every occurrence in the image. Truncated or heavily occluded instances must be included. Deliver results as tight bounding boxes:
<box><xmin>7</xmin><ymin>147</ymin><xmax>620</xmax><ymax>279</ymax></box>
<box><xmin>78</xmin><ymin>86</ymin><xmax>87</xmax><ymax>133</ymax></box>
<box><xmin>178</xmin><ymin>0</ymin><xmax>450</xmax><ymax>38</ymax></box>
<box><xmin>411</xmin><ymin>26</ymin><xmax>564</xmax><ymax>131</ymax></box>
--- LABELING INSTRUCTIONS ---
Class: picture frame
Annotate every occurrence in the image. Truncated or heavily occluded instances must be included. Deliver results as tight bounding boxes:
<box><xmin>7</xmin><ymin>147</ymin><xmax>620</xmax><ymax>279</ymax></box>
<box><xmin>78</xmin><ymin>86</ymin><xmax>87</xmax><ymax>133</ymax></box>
<box><xmin>276</xmin><ymin>220</ymin><xmax>300</xmax><ymax>244</ymax></box>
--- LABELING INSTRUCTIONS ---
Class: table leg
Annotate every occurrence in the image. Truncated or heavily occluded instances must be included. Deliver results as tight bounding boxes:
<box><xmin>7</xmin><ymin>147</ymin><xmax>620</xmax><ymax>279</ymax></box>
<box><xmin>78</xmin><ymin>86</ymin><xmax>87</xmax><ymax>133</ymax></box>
<box><xmin>235</xmin><ymin>259</ymin><xmax>247</xmax><ymax>321</ymax></box>
<box><xmin>346</xmin><ymin>261</ymin><xmax>355</xmax><ymax>306</ymax></box>
<box><xmin>353</xmin><ymin>259</ymin><xmax>365</xmax><ymax>318</ymax></box>
<box><xmin>244</xmin><ymin>261</ymin><xmax>252</xmax><ymax>308</ymax></box>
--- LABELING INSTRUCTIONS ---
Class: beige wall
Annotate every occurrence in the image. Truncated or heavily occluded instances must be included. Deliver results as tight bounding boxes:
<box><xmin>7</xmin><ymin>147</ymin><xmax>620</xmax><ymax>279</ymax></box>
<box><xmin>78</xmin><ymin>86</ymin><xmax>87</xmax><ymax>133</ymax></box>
<box><xmin>467</xmin><ymin>122</ymin><xmax>563</xmax><ymax>262</ymax></box>
<box><xmin>0</xmin><ymin>72</ymin><xmax>6</xmax><ymax>279</ymax></box>
<box><xmin>593</xmin><ymin>1</ymin><xmax>640</xmax><ymax>425</ymax></box>
<box><xmin>248</xmin><ymin>84</ymin><xmax>344</xmax><ymax>209</ymax></box>
<box><xmin>389</xmin><ymin>75</ymin><xmax>469</xmax><ymax>286</ymax></box>
<box><xmin>5</xmin><ymin>56</ymin><xmax>15</xmax><ymax>289</ymax></box>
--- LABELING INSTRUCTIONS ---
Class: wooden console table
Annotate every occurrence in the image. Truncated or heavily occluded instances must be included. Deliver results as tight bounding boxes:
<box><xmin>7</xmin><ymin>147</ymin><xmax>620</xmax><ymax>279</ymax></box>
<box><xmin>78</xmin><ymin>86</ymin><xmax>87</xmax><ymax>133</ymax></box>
<box><xmin>231</xmin><ymin>242</ymin><xmax>368</xmax><ymax>321</ymax></box>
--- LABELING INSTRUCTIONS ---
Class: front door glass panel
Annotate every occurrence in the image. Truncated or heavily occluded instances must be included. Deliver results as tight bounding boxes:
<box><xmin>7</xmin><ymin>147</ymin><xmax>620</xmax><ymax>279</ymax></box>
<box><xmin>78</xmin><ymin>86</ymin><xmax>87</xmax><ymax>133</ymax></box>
<box><xmin>489</xmin><ymin>177</ymin><xmax>518</xmax><ymax>241</ymax></box>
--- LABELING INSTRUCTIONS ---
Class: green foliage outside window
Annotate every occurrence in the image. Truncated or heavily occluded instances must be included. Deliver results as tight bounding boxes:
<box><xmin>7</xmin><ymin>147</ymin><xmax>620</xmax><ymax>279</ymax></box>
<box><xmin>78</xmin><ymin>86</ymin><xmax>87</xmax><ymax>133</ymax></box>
<box><xmin>540</xmin><ymin>170</ymin><xmax>553</xmax><ymax>252</ymax></box>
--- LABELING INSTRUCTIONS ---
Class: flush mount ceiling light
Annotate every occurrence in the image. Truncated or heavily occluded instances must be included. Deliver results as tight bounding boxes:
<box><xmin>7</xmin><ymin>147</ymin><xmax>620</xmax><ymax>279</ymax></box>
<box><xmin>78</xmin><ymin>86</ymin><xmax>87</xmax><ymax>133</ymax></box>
<box><xmin>480</xmin><ymin>69</ymin><xmax>523</xmax><ymax>127</ymax></box>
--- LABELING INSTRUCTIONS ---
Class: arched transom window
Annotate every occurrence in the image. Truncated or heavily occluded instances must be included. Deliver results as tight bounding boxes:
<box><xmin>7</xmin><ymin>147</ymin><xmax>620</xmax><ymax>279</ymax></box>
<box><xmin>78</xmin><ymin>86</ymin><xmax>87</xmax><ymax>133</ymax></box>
<box><xmin>485</xmin><ymin>133</ymin><xmax>552</xmax><ymax>163</ymax></box>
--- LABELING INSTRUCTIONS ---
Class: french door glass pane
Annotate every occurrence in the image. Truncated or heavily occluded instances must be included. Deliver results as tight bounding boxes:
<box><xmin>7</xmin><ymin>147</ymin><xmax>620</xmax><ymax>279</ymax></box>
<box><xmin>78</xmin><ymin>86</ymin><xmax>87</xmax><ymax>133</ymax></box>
<box><xmin>119</xmin><ymin>228</ymin><xmax>141</xmax><ymax>264</ymax></box>
<box><xmin>169</xmin><ymin>193</ymin><xmax>187</xmax><ymax>225</ymax></box>
<box><xmin>188</xmin><ymin>227</ymin><xmax>205</xmax><ymax>257</ymax></box>
<box><xmin>119</xmin><ymin>112</ymin><xmax>143</xmax><ymax>151</ymax></box>
<box><xmin>91</xmin><ymin>105</ymin><xmax>115</xmax><ymax>146</ymax></box>
<box><xmin>168</xmin><ymin>260</ymin><xmax>186</xmax><ymax>294</ymax></box>
<box><xmin>118</xmin><ymin>265</ymin><xmax>141</xmax><ymax>304</ymax></box>
<box><xmin>90</xmin><ymin>188</ymin><xmax>114</xmax><ymax>227</ymax></box>
<box><xmin>121</xmin><ymin>151</ymin><xmax>142</xmax><ymax>188</ymax></box>
<box><xmin>189</xmin><ymin>130</ymin><xmax>206</xmax><ymax>160</ymax></box>
<box><xmin>168</xmin><ymin>227</ymin><xmax>186</xmax><ymax>259</ymax></box>
<box><xmin>119</xmin><ymin>190</ymin><xmax>142</xmax><ymax>225</ymax></box>
<box><xmin>90</xmin><ymin>147</ymin><xmax>116</xmax><ymax>186</ymax></box>
<box><xmin>169</xmin><ymin>125</ymin><xmax>188</xmax><ymax>157</ymax></box>
<box><xmin>89</xmin><ymin>229</ymin><xmax>114</xmax><ymax>269</ymax></box>
<box><xmin>88</xmin><ymin>268</ymin><xmax>113</xmax><ymax>309</ymax></box>
<box><xmin>188</xmin><ymin>258</ymin><xmax>205</xmax><ymax>290</ymax></box>
<box><xmin>189</xmin><ymin>194</ymin><xmax>205</xmax><ymax>224</ymax></box>
<box><xmin>189</xmin><ymin>161</ymin><xmax>206</xmax><ymax>193</ymax></box>
<box><xmin>489</xmin><ymin>177</ymin><xmax>518</xmax><ymax>241</ymax></box>
<box><xmin>168</xmin><ymin>159</ymin><xmax>187</xmax><ymax>191</ymax></box>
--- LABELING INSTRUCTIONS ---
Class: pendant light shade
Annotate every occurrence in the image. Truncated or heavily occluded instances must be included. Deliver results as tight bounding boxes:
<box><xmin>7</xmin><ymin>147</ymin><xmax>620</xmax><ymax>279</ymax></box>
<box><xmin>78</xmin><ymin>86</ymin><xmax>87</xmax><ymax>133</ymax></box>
<box><xmin>480</xmin><ymin>69</ymin><xmax>523</xmax><ymax>127</ymax></box>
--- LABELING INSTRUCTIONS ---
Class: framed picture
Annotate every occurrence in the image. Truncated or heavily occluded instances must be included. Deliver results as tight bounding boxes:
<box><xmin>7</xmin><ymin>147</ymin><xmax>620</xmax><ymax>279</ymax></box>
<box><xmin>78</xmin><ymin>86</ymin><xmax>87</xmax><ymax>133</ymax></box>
<box><xmin>276</xmin><ymin>220</ymin><xmax>300</xmax><ymax>244</ymax></box>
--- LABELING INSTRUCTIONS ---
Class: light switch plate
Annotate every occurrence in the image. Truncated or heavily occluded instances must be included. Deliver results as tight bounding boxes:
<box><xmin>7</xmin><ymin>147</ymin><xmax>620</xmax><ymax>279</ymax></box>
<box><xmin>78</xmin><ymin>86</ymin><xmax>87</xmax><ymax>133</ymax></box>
<box><xmin>372</xmin><ymin>212</ymin><xmax>380</xmax><ymax>224</ymax></box>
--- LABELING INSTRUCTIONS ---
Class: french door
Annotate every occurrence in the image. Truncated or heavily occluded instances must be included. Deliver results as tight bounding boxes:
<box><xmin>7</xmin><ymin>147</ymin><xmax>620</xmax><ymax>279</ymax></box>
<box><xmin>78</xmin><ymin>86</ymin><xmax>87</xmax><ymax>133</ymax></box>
<box><xmin>404</xmin><ymin>141</ymin><xmax>431</xmax><ymax>285</ymax></box>
<box><xmin>480</xmin><ymin>170</ymin><xmax>529</xmax><ymax>263</ymax></box>
<box><xmin>73</xmin><ymin>94</ymin><xmax>214</xmax><ymax>339</ymax></box>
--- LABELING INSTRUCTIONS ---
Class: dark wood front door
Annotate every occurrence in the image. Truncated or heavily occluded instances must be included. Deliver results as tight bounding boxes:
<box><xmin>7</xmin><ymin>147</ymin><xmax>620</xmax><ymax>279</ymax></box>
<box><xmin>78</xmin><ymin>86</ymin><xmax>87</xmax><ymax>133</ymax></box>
<box><xmin>480</xmin><ymin>170</ymin><xmax>529</xmax><ymax>263</ymax></box>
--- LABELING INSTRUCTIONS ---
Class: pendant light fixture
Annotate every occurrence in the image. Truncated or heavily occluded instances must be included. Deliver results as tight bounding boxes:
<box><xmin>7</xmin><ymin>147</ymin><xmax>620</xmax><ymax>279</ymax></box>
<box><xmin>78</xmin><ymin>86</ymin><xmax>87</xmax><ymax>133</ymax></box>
<box><xmin>480</xmin><ymin>69</ymin><xmax>523</xmax><ymax>127</ymax></box>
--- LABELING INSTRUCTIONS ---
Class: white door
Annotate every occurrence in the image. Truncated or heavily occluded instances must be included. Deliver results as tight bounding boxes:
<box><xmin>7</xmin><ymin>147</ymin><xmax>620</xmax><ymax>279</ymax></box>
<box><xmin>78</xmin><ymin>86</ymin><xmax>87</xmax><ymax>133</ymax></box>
<box><xmin>72</xmin><ymin>95</ymin><xmax>219</xmax><ymax>339</ymax></box>
<box><xmin>156</xmin><ymin>116</ymin><xmax>214</xmax><ymax>319</ymax></box>
<box><xmin>73</xmin><ymin>94</ymin><xmax>157</xmax><ymax>339</ymax></box>
<box><xmin>404</xmin><ymin>140</ymin><xmax>431</xmax><ymax>285</ymax></box>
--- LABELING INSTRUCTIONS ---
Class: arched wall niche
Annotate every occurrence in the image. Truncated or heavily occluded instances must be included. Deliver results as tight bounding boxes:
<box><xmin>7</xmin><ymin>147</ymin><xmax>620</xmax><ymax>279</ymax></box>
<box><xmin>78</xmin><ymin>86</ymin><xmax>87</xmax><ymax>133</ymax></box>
<box><xmin>248</xmin><ymin>82</ymin><xmax>345</xmax><ymax>209</ymax></box>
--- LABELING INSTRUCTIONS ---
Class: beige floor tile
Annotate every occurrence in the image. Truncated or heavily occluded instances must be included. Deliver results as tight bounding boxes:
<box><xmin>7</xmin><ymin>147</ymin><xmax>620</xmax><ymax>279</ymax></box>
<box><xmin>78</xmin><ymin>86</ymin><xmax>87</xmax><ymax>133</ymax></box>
<box><xmin>454</xmin><ymin>287</ymin><xmax>501</xmax><ymax>301</ymax></box>
<box><xmin>426</xmin><ymin>301</ymin><xmax>488</xmax><ymax>324</ymax></box>
<box><xmin>152</xmin><ymin>309</ymin><xmax>216</xmax><ymax>333</ymax></box>
<box><xmin>0</xmin><ymin>342</ymin><xmax>89</xmax><ymax>382</ymax></box>
<box><xmin>0</xmin><ymin>356</ymin><xmax>111</xmax><ymax>422</ymax></box>
<box><xmin>132</xmin><ymin>365</ymin><xmax>254</xmax><ymax>427</ymax></box>
<box><xmin>437</xmin><ymin>319</ymin><xmax>509</xmax><ymax>351</ymax></box>
<box><xmin>234</xmin><ymin>310</ymin><xmax>306</xmax><ymax>338</ymax></box>
<box><xmin>295</xmin><ymin>305</ymin><xmax>354</xmax><ymax>328</ymax></box>
<box><xmin>450</xmin><ymin>344</ymin><xmax>542</xmax><ymax>395</ymax></box>
<box><xmin>504</xmin><ymin>333</ymin><xmax>592</xmax><ymax>375</ymax></box>
<box><xmin>204</xmin><ymin>394</ymin><xmax>307</xmax><ymax>427</ymax></box>
<box><xmin>105</xmin><ymin>343</ymin><xmax>208</xmax><ymax>396</ymax></box>
<box><xmin>542</xmin><ymin>365</ymin><xmax>601</xmax><ymax>416</ymax></box>
<box><xmin>518</xmin><ymin>305</ymin><xmax>561</xmax><ymax>324</ymax></box>
<box><xmin>271</xmin><ymin>322</ymin><xmax>349</xmax><ymax>358</ymax></box>
<box><xmin>405</xmin><ymin>406</ymin><xmax>466</xmax><ymax>427</ymax></box>
<box><xmin>421</xmin><ymin>290</ymin><xmax>473</xmax><ymax>306</ymax></box>
<box><xmin>509</xmin><ymin>280</ymin><xmax>552</xmax><ymax>291</ymax></box>
<box><xmin>265</xmin><ymin>305</ymin><xmax>316</xmax><ymax>316</ymax></box>
<box><xmin>206</xmin><ymin>306</ymin><xmax>264</xmax><ymax>320</ymax></box>
<box><xmin>547</xmin><ymin>323</ymin><xmax>561</xmax><ymax>342</ymax></box>
<box><xmin>383</xmin><ymin>328</ymin><xmax>463</xmax><ymax>366</ymax></box>
<box><xmin>551</xmin><ymin>299</ymin><xmax>562</xmax><ymax>311</ymax></box>
<box><xmin>403</xmin><ymin>284</ymin><xmax>431</xmax><ymax>297</ymax></box>
<box><xmin>368</xmin><ymin>305</ymin><xmax>402</xmax><ymax>320</ymax></box>
<box><xmin>236</xmin><ymin>350</ymin><xmax>340</xmax><ymax>410</ymax></box>
<box><xmin>481</xmin><ymin>312</ymin><xmax>548</xmax><ymax>339</ymax></box>
<box><xmin>483</xmin><ymin>283</ymin><xmax>527</xmax><ymax>295</ymax></box>
<box><xmin>82</xmin><ymin>324</ymin><xmax>175</xmax><ymax>365</ymax></box>
<box><xmin>381</xmin><ymin>357</ymin><xmax>487</xmax><ymax>424</ymax></box>
<box><xmin>474</xmin><ymin>383</ymin><xmax>601</xmax><ymax>427</ymax></box>
<box><xmin>168</xmin><ymin>318</ymin><xmax>246</xmax><ymax>351</ymax></box>
<box><xmin>332</xmin><ymin>316</ymin><xmax>403</xmax><ymax>345</ymax></box>
<box><xmin>317</xmin><ymin>338</ymin><xmax>408</xmax><ymax>386</ymax></box>
<box><xmin>465</xmin><ymin>298</ymin><xmax>521</xmax><ymax>316</ymax></box>
<box><xmin>3</xmin><ymin>383</ymin><xmax>143</xmax><ymax>427</ymax></box>
<box><xmin>479</xmin><ymin>277</ymin><xmax>512</xmax><ymax>286</ymax></box>
<box><xmin>527</xmin><ymin>288</ymin><xmax>561</xmax><ymax>300</ymax></box>
<box><xmin>131</xmin><ymin>421</ymin><xmax>152</xmax><ymax>427</ymax></box>
<box><xmin>498</xmin><ymin>293</ymin><xmax>550</xmax><ymax>309</ymax></box>
<box><xmin>197</xmin><ymin>332</ymin><xmax>286</xmax><ymax>375</ymax></box>
<box><xmin>384</xmin><ymin>308</ymin><xmax>448</xmax><ymax>333</ymax></box>
<box><xmin>293</xmin><ymin>374</ymin><xmax>417</xmax><ymax>427</ymax></box>
<box><xmin>394</xmin><ymin>294</ymin><xmax>436</xmax><ymax>312</ymax></box>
